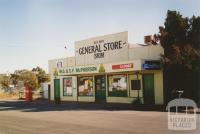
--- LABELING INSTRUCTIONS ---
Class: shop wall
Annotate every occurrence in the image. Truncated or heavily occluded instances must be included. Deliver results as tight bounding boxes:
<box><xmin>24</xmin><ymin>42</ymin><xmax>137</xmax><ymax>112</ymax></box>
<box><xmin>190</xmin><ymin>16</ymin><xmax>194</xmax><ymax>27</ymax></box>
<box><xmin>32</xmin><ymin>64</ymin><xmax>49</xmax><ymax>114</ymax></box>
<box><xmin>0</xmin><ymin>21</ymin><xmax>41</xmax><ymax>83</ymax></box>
<box><xmin>50</xmin><ymin>78</ymin><xmax>54</xmax><ymax>101</ymax></box>
<box><xmin>106</xmin><ymin>97</ymin><xmax>134</xmax><ymax>104</ymax></box>
<box><xmin>67</xmin><ymin>57</ymin><xmax>76</xmax><ymax>67</ymax></box>
<box><xmin>128</xmin><ymin>45</ymin><xmax>164</xmax><ymax>60</ymax></box>
<box><xmin>49</xmin><ymin>58</ymin><xmax>66</xmax><ymax>75</ymax></box>
<box><xmin>78</xmin><ymin>97</ymin><xmax>95</xmax><ymax>102</ymax></box>
<box><xmin>48</xmin><ymin>57</ymin><xmax>76</xmax><ymax>76</ymax></box>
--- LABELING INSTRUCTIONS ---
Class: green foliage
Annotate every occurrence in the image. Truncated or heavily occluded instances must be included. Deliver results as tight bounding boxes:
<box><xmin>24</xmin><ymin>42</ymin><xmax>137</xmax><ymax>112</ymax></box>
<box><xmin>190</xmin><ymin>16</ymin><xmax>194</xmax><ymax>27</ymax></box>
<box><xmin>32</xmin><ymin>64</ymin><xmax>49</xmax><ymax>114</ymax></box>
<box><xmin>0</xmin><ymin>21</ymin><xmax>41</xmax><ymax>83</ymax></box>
<box><xmin>155</xmin><ymin>10</ymin><xmax>200</xmax><ymax>102</ymax></box>
<box><xmin>10</xmin><ymin>73</ymin><xmax>20</xmax><ymax>87</ymax></box>
<box><xmin>32</xmin><ymin>66</ymin><xmax>50</xmax><ymax>86</ymax></box>
<box><xmin>156</xmin><ymin>10</ymin><xmax>200</xmax><ymax>72</ymax></box>
<box><xmin>19</xmin><ymin>70</ymin><xmax>38</xmax><ymax>89</ymax></box>
<box><xmin>188</xmin><ymin>16</ymin><xmax>200</xmax><ymax>49</ymax></box>
<box><xmin>9</xmin><ymin>67</ymin><xmax>49</xmax><ymax>89</ymax></box>
<box><xmin>0</xmin><ymin>76</ymin><xmax>10</xmax><ymax>89</ymax></box>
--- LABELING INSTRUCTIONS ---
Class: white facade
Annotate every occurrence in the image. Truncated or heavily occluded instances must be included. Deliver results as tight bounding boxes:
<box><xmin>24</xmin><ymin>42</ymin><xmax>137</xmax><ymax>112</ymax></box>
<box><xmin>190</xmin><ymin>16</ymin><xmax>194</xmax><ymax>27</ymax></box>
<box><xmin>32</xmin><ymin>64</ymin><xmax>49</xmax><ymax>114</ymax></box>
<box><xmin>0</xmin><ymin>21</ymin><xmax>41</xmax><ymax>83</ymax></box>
<box><xmin>49</xmin><ymin>32</ymin><xmax>164</xmax><ymax>104</ymax></box>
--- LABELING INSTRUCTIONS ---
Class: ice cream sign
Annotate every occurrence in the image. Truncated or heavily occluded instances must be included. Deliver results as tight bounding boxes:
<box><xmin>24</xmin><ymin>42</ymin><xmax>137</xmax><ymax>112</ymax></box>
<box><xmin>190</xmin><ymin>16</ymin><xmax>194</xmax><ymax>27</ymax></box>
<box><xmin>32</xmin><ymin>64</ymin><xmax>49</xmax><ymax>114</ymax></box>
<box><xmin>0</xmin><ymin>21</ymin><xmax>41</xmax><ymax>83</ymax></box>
<box><xmin>112</xmin><ymin>63</ymin><xmax>134</xmax><ymax>70</ymax></box>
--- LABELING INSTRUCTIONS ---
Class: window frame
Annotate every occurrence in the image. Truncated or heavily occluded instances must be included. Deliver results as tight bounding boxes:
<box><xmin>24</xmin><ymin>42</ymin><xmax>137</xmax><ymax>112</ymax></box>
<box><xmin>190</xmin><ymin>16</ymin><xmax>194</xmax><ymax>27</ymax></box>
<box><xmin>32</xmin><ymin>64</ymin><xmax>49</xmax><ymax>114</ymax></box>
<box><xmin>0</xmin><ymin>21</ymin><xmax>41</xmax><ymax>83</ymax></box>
<box><xmin>77</xmin><ymin>76</ymin><xmax>94</xmax><ymax>96</ymax></box>
<box><xmin>107</xmin><ymin>74</ymin><xmax>128</xmax><ymax>97</ymax></box>
<box><xmin>63</xmin><ymin>77</ymin><xmax>73</xmax><ymax>96</ymax></box>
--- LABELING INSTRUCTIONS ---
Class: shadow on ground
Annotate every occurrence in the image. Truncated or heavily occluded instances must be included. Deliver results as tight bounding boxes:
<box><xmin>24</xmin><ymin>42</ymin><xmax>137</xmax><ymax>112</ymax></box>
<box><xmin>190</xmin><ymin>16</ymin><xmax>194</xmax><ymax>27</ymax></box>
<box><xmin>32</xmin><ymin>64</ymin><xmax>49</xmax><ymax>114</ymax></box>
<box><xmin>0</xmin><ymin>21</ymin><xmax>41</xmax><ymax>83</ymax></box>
<box><xmin>0</xmin><ymin>99</ymin><xmax>171</xmax><ymax>112</ymax></box>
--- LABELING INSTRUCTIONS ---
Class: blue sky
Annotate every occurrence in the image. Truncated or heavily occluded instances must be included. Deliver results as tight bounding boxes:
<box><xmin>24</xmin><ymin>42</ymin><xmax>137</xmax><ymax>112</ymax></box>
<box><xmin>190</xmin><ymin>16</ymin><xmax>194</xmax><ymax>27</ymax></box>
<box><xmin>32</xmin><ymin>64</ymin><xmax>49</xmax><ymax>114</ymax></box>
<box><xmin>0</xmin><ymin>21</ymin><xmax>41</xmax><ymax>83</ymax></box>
<box><xmin>0</xmin><ymin>0</ymin><xmax>199</xmax><ymax>73</ymax></box>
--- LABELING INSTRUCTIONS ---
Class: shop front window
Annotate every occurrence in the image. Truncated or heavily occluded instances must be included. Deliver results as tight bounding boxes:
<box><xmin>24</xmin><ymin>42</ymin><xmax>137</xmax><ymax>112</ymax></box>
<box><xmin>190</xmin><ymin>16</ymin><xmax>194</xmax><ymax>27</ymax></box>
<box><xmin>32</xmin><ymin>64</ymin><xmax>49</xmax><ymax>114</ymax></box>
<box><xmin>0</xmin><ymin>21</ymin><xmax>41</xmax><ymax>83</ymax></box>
<box><xmin>78</xmin><ymin>76</ymin><xmax>93</xmax><ymax>96</ymax></box>
<box><xmin>108</xmin><ymin>74</ymin><xmax>128</xmax><ymax>97</ymax></box>
<box><xmin>63</xmin><ymin>77</ymin><xmax>73</xmax><ymax>96</ymax></box>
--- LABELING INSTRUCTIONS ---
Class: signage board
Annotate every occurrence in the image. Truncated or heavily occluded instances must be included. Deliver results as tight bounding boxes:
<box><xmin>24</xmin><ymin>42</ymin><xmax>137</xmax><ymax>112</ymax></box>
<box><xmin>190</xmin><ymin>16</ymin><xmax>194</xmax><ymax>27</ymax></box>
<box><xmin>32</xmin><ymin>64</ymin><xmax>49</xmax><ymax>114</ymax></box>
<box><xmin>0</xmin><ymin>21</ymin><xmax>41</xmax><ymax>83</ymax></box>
<box><xmin>142</xmin><ymin>60</ymin><xmax>161</xmax><ymax>70</ymax></box>
<box><xmin>112</xmin><ymin>63</ymin><xmax>133</xmax><ymax>70</ymax></box>
<box><xmin>58</xmin><ymin>65</ymin><xmax>97</xmax><ymax>75</ymax></box>
<box><xmin>75</xmin><ymin>31</ymin><xmax>129</xmax><ymax>66</ymax></box>
<box><xmin>58</xmin><ymin>60</ymin><xmax>141</xmax><ymax>75</ymax></box>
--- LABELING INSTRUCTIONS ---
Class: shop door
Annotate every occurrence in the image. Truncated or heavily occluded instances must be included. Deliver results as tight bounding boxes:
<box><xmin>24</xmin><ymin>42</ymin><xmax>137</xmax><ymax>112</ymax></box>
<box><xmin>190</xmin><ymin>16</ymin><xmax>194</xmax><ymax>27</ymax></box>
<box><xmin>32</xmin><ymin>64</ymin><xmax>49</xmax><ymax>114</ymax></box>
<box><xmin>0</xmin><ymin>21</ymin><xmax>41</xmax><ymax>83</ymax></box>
<box><xmin>95</xmin><ymin>75</ymin><xmax>106</xmax><ymax>102</ymax></box>
<box><xmin>54</xmin><ymin>79</ymin><xmax>60</xmax><ymax>101</ymax></box>
<box><xmin>143</xmin><ymin>74</ymin><xmax>155</xmax><ymax>105</ymax></box>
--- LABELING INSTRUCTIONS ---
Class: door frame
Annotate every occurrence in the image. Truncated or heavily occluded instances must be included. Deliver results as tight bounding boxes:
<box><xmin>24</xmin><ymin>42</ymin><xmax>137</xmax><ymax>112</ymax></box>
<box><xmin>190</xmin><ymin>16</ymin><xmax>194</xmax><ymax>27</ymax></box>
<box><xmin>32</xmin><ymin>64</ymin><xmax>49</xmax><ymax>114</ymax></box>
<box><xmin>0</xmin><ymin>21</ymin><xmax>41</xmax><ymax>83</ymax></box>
<box><xmin>54</xmin><ymin>79</ymin><xmax>60</xmax><ymax>101</ymax></box>
<box><xmin>95</xmin><ymin>75</ymin><xmax>106</xmax><ymax>102</ymax></box>
<box><xmin>142</xmin><ymin>74</ymin><xmax>155</xmax><ymax>105</ymax></box>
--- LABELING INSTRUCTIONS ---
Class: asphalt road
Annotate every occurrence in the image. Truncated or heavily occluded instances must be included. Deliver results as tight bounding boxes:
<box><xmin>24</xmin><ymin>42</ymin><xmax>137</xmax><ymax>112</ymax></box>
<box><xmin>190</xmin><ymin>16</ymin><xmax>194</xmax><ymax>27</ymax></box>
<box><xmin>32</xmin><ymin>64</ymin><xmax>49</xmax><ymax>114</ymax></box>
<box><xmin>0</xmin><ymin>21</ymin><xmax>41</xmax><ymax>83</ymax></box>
<box><xmin>0</xmin><ymin>100</ymin><xmax>199</xmax><ymax>134</ymax></box>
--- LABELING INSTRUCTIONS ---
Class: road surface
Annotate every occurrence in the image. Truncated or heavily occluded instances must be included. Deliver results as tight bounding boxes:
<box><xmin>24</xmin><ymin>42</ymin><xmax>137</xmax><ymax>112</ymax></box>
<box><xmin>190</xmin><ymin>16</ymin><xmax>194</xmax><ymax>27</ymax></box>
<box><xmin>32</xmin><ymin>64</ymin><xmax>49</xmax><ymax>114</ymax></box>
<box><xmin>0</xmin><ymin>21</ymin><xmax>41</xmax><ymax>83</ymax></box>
<box><xmin>0</xmin><ymin>100</ymin><xmax>199</xmax><ymax>134</ymax></box>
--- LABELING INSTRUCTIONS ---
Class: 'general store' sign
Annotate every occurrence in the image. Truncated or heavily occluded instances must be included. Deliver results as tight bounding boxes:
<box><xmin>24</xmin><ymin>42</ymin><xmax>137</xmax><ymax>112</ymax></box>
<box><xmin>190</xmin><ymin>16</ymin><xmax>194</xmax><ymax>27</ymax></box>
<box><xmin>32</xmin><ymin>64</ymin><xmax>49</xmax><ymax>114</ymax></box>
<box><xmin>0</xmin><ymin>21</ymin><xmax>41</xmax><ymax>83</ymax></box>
<box><xmin>75</xmin><ymin>31</ymin><xmax>129</xmax><ymax>63</ymax></box>
<box><xmin>78</xmin><ymin>40</ymin><xmax>126</xmax><ymax>59</ymax></box>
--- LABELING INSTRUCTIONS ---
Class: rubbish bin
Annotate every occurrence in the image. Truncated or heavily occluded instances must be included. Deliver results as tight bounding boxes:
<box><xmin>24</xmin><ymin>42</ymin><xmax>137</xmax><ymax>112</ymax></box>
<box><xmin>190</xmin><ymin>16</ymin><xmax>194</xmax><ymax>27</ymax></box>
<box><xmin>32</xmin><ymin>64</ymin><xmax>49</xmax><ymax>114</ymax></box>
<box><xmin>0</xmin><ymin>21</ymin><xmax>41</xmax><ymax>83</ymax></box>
<box><xmin>25</xmin><ymin>86</ymin><xmax>32</xmax><ymax>102</ymax></box>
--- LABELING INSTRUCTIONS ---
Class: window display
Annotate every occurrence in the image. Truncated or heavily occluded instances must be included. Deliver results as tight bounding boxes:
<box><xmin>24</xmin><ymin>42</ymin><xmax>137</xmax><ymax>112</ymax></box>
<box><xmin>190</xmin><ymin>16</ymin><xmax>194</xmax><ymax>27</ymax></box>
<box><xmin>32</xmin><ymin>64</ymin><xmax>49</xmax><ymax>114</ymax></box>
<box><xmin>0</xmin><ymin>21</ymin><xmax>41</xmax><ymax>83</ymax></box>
<box><xmin>78</xmin><ymin>76</ymin><xmax>93</xmax><ymax>96</ymax></box>
<box><xmin>63</xmin><ymin>77</ymin><xmax>73</xmax><ymax>96</ymax></box>
<box><xmin>108</xmin><ymin>75</ymin><xmax>127</xmax><ymax>97</ymax></box>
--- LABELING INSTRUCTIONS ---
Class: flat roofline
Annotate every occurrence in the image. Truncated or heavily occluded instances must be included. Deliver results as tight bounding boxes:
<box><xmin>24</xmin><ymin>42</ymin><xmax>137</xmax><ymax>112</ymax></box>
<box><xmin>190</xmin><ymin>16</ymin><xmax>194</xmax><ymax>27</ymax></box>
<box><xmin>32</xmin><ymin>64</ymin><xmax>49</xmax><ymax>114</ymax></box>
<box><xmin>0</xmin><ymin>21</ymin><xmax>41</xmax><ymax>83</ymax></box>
<box><xmin>75</xmin><ymin>31</ymin><xmax>128</xmax><ymax>43</ymax></box>
<box><xmin>48</xmin><ymin>56</ymin><xmax>75</xmax><ymax>62</ymax></box>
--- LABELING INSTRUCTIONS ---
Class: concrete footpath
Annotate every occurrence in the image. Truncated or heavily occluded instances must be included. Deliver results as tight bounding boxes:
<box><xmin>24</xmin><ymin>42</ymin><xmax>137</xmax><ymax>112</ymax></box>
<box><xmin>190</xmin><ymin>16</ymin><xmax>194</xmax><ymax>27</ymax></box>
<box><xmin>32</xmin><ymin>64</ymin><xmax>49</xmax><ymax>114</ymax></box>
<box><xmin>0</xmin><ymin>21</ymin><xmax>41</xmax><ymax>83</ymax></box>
<box><xmin>0</xmin><ymin>100</ymin><xmax>199</xmax><ymax>134</ymax></box>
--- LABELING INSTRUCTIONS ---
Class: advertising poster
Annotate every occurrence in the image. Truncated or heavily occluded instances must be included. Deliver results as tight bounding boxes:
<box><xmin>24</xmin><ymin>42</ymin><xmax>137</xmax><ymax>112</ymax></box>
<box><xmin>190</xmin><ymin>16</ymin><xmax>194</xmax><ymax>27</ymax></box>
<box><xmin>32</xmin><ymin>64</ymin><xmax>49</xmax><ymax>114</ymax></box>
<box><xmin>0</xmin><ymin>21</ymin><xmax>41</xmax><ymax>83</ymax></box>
<box><xmin>63</xmin><ymin>77</ymin><xmax>73</xmax><ymax>96</ymax></box>
<box><xmin>78</xmin><ymin>76</ymin><xmax>93</xmax><ymax>96</ymax></box>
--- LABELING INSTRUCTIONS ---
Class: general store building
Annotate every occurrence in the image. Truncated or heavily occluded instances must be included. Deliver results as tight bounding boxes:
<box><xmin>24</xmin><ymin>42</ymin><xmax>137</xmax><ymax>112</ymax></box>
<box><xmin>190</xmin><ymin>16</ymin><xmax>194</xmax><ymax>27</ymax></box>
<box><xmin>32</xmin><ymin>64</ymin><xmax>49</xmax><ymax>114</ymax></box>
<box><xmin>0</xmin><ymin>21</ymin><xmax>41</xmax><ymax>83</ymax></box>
<box><xmin>48</xmin><ymin>31</ymin><xmax>164</xmax><ymax>105</ymax></box>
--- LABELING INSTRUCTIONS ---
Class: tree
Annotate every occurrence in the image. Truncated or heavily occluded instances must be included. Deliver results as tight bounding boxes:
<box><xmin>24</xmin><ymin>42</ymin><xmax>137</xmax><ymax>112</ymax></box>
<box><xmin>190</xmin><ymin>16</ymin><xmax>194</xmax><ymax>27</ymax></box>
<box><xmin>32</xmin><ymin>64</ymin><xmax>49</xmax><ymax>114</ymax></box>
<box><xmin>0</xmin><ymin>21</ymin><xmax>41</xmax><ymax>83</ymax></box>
<box><xmin>10</xmin><ymin>73</ymin><xmax>20</xmax><ymax>87</ymax></box>
<box><xmin>0</xmin><ymin>75</ymin><xmax>10</xmax><ymax>90</ymax></box>
<box><xmin>19</xmin><ymin>70</ymin><xmax>38</xmax><ymax>89</ymax></box>
<box><xmin>155</xmin><ymin>10</ymin><xmax>200</xmax><ymax>103</ymax></box>
<box><xmin>32</xmin><ymin>66</ymin><xmax>50</xmax><ymax>86</ymax></box>
<box><xmin>8</xmin><ymin>67</ymin><xmax>50</xmax><ymax>89</ymax></box>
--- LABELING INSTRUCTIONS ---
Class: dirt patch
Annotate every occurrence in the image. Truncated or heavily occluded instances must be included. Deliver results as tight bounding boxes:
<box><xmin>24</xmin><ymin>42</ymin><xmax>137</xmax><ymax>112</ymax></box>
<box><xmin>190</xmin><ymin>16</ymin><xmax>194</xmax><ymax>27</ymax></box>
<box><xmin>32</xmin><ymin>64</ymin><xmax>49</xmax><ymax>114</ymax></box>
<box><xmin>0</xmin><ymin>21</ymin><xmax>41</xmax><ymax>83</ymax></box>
<box><xmin>0</xmin><ymin>92</ymin><xmax>19</xmax><ymax>100</ymax></box>
<box><xmin>0</xmin><ymin>92</ymin><xmax>42</xmax><ymax>100</ymax></box>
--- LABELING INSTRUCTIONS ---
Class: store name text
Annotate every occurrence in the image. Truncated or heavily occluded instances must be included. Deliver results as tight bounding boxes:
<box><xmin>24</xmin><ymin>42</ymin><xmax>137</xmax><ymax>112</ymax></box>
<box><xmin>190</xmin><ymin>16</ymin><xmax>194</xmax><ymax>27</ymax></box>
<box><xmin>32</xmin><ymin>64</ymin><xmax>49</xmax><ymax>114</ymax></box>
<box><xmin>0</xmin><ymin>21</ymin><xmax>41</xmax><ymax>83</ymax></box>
<box><xmin>78</xmin><ymin>40</ymin><xmax>125</xmax><ymax>59</ymax></box>
<box><xmin>59</xmin><ymin>66</ymin><xmax>97</xmax><ymax>74</ymax></box>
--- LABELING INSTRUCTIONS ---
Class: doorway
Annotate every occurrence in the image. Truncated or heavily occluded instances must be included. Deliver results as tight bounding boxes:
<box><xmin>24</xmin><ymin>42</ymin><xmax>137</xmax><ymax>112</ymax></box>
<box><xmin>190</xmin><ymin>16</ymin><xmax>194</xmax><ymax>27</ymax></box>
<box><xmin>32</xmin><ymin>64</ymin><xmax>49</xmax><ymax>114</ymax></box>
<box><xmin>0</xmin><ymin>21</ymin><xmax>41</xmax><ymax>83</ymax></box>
<box><xmin>95</xmin><ymin>75</ymin><xmax>106</xmax><ymax>102</ymax></box>
<box><xmin>54</xmin><ymin>79</ymin><xmax>60</xmax><ymax>103</ymax></box>
<box><xmin>143</xmin><ymin>74</ymin><xmax>155</xmax><ymax>105</ymax></box>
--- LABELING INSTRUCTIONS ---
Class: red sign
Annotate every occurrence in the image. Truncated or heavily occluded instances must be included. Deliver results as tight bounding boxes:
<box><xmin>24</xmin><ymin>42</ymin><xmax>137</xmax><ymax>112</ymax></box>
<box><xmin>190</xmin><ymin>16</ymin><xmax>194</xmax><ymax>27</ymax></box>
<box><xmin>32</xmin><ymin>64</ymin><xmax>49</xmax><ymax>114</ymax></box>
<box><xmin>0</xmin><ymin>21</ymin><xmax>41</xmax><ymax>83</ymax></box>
<box><xmin>112</xmin><ymin>63</ymin><xmax>133</xmax><ymax>70</ymax></box>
